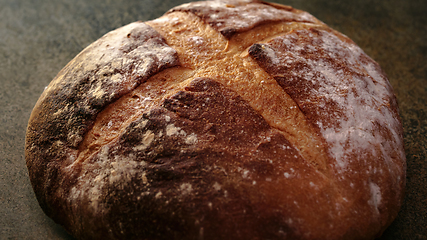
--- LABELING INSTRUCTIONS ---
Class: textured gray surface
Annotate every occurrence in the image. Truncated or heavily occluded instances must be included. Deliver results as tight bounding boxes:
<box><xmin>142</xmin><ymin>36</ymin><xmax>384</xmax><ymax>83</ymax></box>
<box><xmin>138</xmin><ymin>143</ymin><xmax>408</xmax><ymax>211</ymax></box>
<box><xmin>0</xmin><ymin>0</ymin><xmax>425</xmax><ymax>239</ymax></box>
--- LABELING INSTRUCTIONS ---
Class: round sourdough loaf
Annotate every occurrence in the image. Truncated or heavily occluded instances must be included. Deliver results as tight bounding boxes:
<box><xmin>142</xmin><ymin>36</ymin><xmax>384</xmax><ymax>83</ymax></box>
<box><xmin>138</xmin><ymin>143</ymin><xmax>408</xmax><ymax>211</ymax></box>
<box><xmin>25</xmin><ymin>1</ymin><xmax>406</xmax><ymax>239</ymax></box>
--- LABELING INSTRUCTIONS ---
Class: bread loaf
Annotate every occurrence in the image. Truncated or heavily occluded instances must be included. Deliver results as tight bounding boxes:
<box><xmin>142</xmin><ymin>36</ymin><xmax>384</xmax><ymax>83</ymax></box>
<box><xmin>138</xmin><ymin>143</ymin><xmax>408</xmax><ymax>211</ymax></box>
<box><xmin>25</xmin><ymin>1</ymin><xmax>406</xmax><ymax>239</ymax></box>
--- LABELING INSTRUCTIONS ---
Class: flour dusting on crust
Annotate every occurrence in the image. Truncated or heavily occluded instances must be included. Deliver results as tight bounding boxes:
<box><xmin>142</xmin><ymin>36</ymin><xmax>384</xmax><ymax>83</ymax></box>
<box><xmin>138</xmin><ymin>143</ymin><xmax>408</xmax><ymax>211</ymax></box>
<box><xmin>249</xmin><ymin>29</ymin><xmax>404</xmax><ymax>177</ymax></box>
<box><xmin>169</xmin><ymin>0</ymin><xmax>318</xmax><ymax>38</ymax></box>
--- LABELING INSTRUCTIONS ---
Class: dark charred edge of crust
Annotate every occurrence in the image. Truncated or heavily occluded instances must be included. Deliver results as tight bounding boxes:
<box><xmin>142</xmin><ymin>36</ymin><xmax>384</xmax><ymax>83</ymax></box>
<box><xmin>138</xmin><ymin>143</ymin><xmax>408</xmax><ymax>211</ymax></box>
<box><xmin>220</xmin><ymin>19</ymin><xmax>320</xmax><ymax>39</ymax></box>
<box><xmin>260</xmin><ymin>1</ymin><xmax>294</xmax><ymax>11</ymax></box>
<box><xmin>248</xmin><ymin>43</ymin><xmax>271</xmax><ymax>68</ymax></box>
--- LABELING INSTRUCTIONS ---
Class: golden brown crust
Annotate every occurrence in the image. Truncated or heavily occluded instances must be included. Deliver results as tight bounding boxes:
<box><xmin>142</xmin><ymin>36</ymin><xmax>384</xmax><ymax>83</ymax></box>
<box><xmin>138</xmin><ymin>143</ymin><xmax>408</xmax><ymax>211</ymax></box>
<box><xmin>25</xmin><ymin>1</ymin><xmax>406</xmax><ymax>239</ymax></box>
<box><xmin>147</xmin><ymin>10</ymin><xmax>330</xmax><ymax>173</ymax></box>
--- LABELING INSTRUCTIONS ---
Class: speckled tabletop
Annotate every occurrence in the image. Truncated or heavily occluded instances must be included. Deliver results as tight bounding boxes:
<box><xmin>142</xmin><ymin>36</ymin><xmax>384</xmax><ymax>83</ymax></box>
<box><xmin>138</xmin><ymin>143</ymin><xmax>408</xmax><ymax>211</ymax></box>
<box><xmin>1</xmin><ymin>0</ymin><xmax>425</xmax><ymax>239</ymax></box>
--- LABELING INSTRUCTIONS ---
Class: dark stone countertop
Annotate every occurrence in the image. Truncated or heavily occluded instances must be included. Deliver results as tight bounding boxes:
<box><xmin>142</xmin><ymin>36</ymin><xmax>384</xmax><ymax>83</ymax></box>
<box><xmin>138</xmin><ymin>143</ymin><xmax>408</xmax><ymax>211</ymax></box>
<box><xmin>1</xmin><ymin>0</ymin><xmax>425</xmax><ymax>239</ymax></box>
